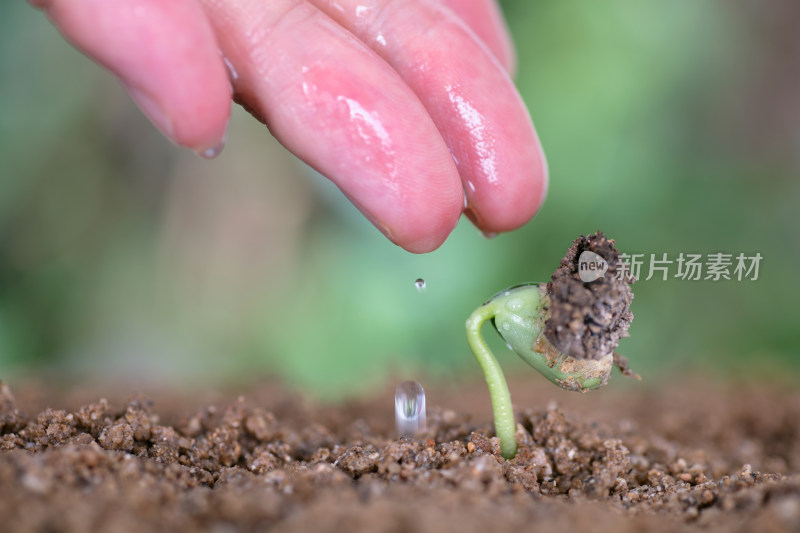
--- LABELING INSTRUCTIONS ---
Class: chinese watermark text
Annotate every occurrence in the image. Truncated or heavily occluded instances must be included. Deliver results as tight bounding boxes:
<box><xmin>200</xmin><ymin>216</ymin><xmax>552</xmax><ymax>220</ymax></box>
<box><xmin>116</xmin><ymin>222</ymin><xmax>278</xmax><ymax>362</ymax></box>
<box><xmin>616</xmin><ymin>253</ymin><xmax>762</xmax><ymax>282</ymax></box>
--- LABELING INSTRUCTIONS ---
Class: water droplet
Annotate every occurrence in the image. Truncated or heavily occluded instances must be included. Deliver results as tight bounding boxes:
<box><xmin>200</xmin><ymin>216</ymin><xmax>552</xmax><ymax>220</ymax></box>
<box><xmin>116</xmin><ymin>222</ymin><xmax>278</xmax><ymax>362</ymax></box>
<box><xmin>414</xmin><ymin>278</ymin><xmax>426</xmax><ymax>292</ymax></box>
<box><xmin>502</xmin><ymin>321</ymin><xmax>511</xmax><ymax>331</ymax></box>
<box><xmin>506</xmin><ymin>298</ymin><xmax>524</xmax><ymax>312</ymax></box>
<box><xmin>395</xmin><ymin>381</ymin><xmax>426</xmax><ymax>437</ymax></box>
<box><xmin>222</xmin><ymin>55</ymin><xmax>239</xmax><ymax>82</ymax></box>
<box><xmin>197</xmin><ymin>143</ymin><xmax>224</xmax><ymax>159</ymax></box>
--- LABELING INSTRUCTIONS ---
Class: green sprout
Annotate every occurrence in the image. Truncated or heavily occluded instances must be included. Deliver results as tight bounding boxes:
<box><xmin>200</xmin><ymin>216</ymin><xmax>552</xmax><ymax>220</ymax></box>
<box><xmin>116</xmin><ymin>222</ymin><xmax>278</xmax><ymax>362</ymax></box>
<box><xmin>466</xmin><ymin>233</ymin><xmax>637</xmax><ymax>459</ymax></box>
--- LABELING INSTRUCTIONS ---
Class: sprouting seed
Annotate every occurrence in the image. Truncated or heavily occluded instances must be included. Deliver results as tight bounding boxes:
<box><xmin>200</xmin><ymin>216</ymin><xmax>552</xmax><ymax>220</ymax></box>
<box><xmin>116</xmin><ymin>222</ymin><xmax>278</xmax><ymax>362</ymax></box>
<box><xmin>465</xmin><ymin>232</ymin><xmax>637</xmax><ymax>459</ymax></box>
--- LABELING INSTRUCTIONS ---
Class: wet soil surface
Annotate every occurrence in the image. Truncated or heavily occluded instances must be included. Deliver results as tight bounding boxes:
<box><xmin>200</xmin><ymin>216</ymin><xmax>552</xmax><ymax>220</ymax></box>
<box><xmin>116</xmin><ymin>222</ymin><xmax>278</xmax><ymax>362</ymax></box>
<box><xmin>1</xmin><ymin>376</ymin><xmax>799</xmax><ymax>532</ymax></box>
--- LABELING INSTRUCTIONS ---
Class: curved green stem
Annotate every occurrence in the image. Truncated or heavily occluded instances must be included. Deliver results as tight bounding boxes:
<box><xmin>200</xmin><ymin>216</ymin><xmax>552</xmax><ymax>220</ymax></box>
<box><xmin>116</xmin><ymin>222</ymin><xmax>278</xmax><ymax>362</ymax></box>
<box><xmin>466</xmin><ymin>301</ymin><xmax>518</xmax><ymax>459</ymax></box>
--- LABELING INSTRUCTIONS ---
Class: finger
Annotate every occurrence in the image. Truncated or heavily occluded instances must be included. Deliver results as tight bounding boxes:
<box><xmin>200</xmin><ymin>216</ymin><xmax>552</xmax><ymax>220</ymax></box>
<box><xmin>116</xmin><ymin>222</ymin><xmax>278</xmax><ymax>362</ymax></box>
<box><xmin>436</xmin><ymin>0</ymin><xmax>516</xmax><ymax>75</ymax></box>
<box><xmin>30</xmin><ymin>0</ymin><xmax>231</xmax><ymax>155</ymax></box>
<box><xmin>310</xmin><ymin>0</ymin><xmax>547</xmax><ymax>235</ymax></box>
<box><xmin>200</xmin><ymin>0</ymin><xmax>464</xmax><ymax>253</ymax></box>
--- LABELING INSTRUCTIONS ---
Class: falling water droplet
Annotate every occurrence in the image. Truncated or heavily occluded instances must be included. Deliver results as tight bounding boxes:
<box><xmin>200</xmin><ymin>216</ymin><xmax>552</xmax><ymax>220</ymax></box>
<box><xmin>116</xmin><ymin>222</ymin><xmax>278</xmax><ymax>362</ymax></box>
<box><xmin>395</xmin><ymin>381</ymin><xmax>426</xmax><ymax>437</ymax></box>
<box><xmin>414</xmin><ymin>278</ymin><xmax>426</xmax><ymax>292</ymax></box>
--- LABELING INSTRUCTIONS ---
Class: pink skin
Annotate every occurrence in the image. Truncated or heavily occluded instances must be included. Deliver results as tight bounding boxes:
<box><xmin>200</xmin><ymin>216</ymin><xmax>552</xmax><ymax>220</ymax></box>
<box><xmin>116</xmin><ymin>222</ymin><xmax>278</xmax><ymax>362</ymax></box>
<box><xmin>437</xmin><ymin>0</ymin><xmax>517</xmax><ymax>75</ymax></box>
<box><xmin>30</xmin><ymin>0</ymin><xmax>232</xmax><ymax>155</ymax></box>
<box><xmin>29</xmin><ymin>0</ymin><xmax>547</xmax><ymax>253</ymax></box>
<box><xmin>310</xmin><ymin>0</ymin><xmax>546</xmax><ymax>234</ymax></box>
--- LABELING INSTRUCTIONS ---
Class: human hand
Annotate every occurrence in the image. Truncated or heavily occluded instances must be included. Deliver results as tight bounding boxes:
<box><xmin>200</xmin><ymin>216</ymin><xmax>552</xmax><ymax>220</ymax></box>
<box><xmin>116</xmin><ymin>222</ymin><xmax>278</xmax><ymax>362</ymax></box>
<box><xmin>31</xmin><ymin>0</ymin><xmax>547</xmax><ymax>253</ymax></box>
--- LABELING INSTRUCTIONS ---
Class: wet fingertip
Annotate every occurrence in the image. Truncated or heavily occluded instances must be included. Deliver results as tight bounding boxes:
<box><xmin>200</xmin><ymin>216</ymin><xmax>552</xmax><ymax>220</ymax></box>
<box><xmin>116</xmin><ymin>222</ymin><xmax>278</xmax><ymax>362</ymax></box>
<box><xmin>346</xmin><ymin>193</ymin><xmax>453</xmax><ymax>253</ymax></box>
<box><xmin>398</xmin><ymin>233</ymin><xmax>448</xmax><ymax>254</ymax></box>
<box><xmin>387</xmin><ymin>211</ymin><xmax>459</xmax><ymax>254</ymax></box>
<box><xmin>125</xmin><ymin>73</ymin><xmax>231</xmax><ymax>157</ymax></box>
<box><xmin>194</xmin><ymin>122</ymin><xmax>229</xmax><ymax>159</ymax></box>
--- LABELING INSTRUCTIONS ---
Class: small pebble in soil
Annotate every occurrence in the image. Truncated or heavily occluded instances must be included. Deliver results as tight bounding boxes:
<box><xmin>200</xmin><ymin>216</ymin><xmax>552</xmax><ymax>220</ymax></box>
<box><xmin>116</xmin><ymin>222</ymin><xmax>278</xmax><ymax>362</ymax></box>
<box><xmin>395</xmin><ymin>381</ymin><xmax>426</xmax><ymax>437</ymax></box>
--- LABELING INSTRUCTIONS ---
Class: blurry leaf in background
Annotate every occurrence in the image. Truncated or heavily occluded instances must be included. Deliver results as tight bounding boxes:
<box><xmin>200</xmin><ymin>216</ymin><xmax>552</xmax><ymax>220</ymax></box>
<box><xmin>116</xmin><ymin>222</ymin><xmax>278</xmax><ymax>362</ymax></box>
<box><xmin>1</xmin><ymin>0</ymin><xmax>798</xmax><ymax>397</ymax></box>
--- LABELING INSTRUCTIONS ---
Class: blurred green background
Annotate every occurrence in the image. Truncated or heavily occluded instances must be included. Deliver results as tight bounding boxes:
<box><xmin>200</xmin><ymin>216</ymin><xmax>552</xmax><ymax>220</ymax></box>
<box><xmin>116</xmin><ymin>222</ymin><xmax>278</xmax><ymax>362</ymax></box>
<box><xmin>1</xmin><ymin>1</ymin><xmax>798</xmax><ymax>397</ymax></box>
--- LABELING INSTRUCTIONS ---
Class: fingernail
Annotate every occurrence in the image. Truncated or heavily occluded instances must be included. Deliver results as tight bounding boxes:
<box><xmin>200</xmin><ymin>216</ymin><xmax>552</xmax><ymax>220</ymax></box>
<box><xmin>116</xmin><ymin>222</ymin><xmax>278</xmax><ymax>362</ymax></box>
<box><xmin>369</xmin><ymin>215</ymin><xmax>395</xmax><ymax>242</ymax></box>
<box><xmin>126</xmin><ymin>86</ymin><xmax>174</xmax><ymax>142</ymax></box>
<box><xmin>463</xmin><ymin>206</ymin><xmax>480</xmax><ymax>226</ymax></box>
<box><xmin>346</xmin><ymin>194</ymin><xmax>396</xmax><ymax>242</ymax></box>
<box><xmin>463</xmin><ymin>207</ymin><xmax>498</xmax><ymax>238</ymax></box>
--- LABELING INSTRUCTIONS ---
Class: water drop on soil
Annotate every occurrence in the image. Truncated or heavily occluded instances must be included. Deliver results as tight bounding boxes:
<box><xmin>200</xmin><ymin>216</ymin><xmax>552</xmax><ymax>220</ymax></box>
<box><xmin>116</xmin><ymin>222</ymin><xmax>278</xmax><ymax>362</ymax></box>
<box><xmin>395</xmin><ymin>381</ymin><xmax>426</xmax><ymax>437</ymax></box>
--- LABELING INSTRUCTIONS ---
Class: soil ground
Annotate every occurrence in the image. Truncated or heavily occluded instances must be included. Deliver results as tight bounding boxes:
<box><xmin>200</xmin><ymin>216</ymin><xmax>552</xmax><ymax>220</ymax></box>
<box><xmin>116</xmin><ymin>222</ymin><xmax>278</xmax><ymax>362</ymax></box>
<box><xmin>1</xmin><ymin>374</ymin><xmax>799</xmax><ymax>532</ymax></box>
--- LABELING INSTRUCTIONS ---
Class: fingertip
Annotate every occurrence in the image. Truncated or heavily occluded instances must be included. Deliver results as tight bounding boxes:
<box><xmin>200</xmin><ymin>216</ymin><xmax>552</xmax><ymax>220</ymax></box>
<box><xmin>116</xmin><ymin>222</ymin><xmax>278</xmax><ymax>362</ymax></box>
<box><xmin>119</xmin><ymin>37</ymin><xmax>232</xmax><ymax>154</ymax></box>
<box><xmin>346</xmin><ymin>178</ymin><xmax>463</xmax><ymax>254</ymax></box>
<box><xmin>38</xmin><ymin>0</ymin><xmax>232</xmax><ymax>154</ymax></box>
<box><xmin>467</xmin><ymin>144</ymin><xmax>548</xmax><ymax>235</ymax></box>
<box><xmin>389</xmin><ymin>203</ymin><xmax>462</xmax><ymax>253</ymax></box>
<box><xmin>386</xmin><ymin>223</ymin><xmax>458</xmax><ymax>254</ymax></box>
<box><xmin>166</xmin><ymin>81</ymin><xmax>232</xmax><ymax>156</ymax></box>
<box><xmin>127</xmin><ymin>82</ymin><xmax>231</xmax><ymax>155</ymax></box>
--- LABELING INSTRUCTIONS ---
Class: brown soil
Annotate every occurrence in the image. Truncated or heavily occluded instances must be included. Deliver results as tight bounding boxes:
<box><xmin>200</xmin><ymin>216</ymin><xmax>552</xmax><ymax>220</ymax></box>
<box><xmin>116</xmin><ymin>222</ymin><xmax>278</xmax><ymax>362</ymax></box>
<box><xmin>1</xmin><ymin>376</ymin><xmax>799</xmax><ymax>533</ymax></box>
<box><xmin>546</xmin><ymin>232</ymin><xmax>635</xmax><ymax>360</ymax></box>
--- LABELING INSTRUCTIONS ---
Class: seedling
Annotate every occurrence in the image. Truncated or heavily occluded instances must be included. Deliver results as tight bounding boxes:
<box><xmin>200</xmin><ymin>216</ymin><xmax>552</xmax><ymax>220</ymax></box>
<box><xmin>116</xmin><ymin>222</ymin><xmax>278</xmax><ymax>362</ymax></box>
<box><xmin>466</xmin><ymin>232</ymin><xmax>638</xmax><ymax>459</ymax></box>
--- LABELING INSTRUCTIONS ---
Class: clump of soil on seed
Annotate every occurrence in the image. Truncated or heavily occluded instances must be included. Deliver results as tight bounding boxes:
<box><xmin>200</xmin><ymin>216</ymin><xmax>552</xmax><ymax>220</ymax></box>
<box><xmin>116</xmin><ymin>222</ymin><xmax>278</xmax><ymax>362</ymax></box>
<box><xmin>1</xmin><ymin>378</ymin><xmax>799</xmax><ymax>532</ymax></box>
<box><xmin>545</xmin><ymin>232</ymin><xmax>634</xmax><ymax>360</ymax></box>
